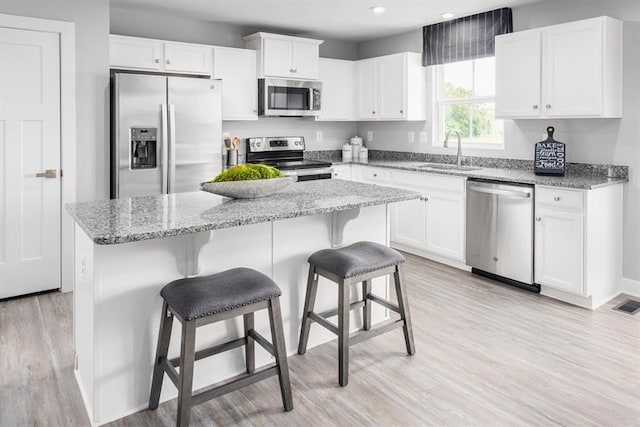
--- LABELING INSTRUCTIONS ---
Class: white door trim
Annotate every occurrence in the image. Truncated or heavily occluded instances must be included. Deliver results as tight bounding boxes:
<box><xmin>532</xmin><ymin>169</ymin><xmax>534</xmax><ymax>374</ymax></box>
<box><xmin>0</xmin><ymin>13</ymin><xmax>76</xmax><ymax>293</ymax></box>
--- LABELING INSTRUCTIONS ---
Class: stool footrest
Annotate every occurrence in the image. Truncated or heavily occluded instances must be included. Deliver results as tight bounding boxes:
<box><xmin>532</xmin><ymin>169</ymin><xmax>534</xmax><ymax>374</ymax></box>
<box><xmin>169</xmin><ymin>337</ymin><xmax>247</xmax><ymax>367</ymax></box>
<box><xmin>367</xmin><ymin>293</ymin><xmax>401</xmax><ymax>314</ymax></box>
<box><xmin>160</xmin><ymin>356</ymin><xmax>180</xmax><ymax>388</ymax></box>
<box><xmin>317</xmin><ymin>300</ymin><xmax>365</xmax><ymax>319</ymax></box>
<box><xmin>350</xmin><ymin>319</ymin><xmax>404</xmax><ymax>346</ymax></box>
<box><xmin>248</xmin><ymin>329</ymin><xmax>275</xmax><ymax>356</ymax></box>
<box><xmin>191</xmin><ymin>366</ymin><xmax>279</xmax><ymax>407</ymax></box>
<box><xmin>308</xmin><ymin>312</ymin><xmax>339</xmax><ymax>335</ymax></box>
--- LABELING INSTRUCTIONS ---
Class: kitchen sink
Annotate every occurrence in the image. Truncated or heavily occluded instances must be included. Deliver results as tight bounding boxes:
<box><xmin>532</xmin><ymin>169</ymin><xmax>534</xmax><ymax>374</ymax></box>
<box><xmin>417</xmin><ymin>163</ymin><xmax>483</xmax><ymax>171</ymax></box>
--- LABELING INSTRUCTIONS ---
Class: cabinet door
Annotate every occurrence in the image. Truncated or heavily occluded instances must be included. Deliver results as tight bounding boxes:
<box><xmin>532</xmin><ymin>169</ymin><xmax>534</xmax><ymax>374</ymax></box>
<box><xmin>535</xmin><ymin>207</ymin><xmax>584</xmax><ymax>294</ymax></box>
<box><xmin>377</xmin><ymin>55</ymin><xmax>406</xmax><ymax>119</ymax></box>
<box><xmin>292</xmin><ymin>42</ymin><xmax>319</xmax><ymax>80</ymax></box>
<box><xmin>318</xmin><ymin>59</ymin><xmax>355</xmax><ymax>121</ymax></box>
<box><xmin>357</xmin><ymin>60</ymin><xmax>377</xmax><ymax>119</ymax></box>
<box><xmin>425</xmin><ymin>191</ymin><xmax>465</xmax><ymax>261</ymax></box>
<box><xmin>391</xmin><ymin>199</ymin><xmax>427</xmax><ymax>249</ymax></box>
<box><xmin>164</xmin><ymin>43</ymin><xmax>212</xmax><ymax>75</ymax></box>
<box><xmin>109</xmin><ymin>35</ymin><xmax>163</xmax><ymax>71</ymax></box>
<box><xmin>495</xmin><ymin>31</ymin><xmax>542</xmax><ymax>118</ymax></box>
<box><xmin>332</xmin><ymin>165</ymin><xmax>351</xmax><ymax>180</ymax></box>
<box><xmin>263</xmin><ymin>38</ymin><xmax>293</xmax><ymax>77</ymax></box>
<box><xmin>213</xmin><ymin>47</ymin><xmax>258</xmax><ymax>120</ymax></box>
<box><xmin>543</xmin><ymin>19</ymin><xmax>603</xmax><ymax>117</ymax></box>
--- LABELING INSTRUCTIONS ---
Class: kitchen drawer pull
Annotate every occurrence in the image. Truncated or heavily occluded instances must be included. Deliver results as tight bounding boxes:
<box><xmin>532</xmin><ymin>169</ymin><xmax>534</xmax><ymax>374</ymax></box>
<box><xmin>400</xmin><ymin>109</ymin><xmax>404</xmax><ymax>114</ymax></box>
<box><xmin>154</xmin><ymin>58</ymin><xmax>160</xmax><ymax>64</ymax></box>
<box><xmin>536</xmin><ymin>217</ymin><xmax>542</xmax><ymax>222</ymax></box>
<box><xmin>166</xmin><ymin>59</ymin><xmax>171</xmax><ymax>65</ymax></box>
<box><xmin>546</xmin><ymin>104</ymin><xmax>551</xmax><ymax>109</ymax></box>
<box><xmin>373</xmin><ymin>173</ymin><xmax>377</xmax><ymax>177</ymax></box>
<box><xmin>468</xmin><ymin>185</ymin><xmax>531</xmax><ymax>199</ymax></box>
<box><xmin>372</xmin><ymin>111</ymin><xmax>376</xmax><ymax>114</ymax></box>
<box><xmin>533</xmin><ymin>105</ymin><xmax>539</xmax><ymax>109</ymax></box>
<box><xmin>554</xmin><ymin>196</ymin><xmax>561</xmax><ymax>201</ymax></box>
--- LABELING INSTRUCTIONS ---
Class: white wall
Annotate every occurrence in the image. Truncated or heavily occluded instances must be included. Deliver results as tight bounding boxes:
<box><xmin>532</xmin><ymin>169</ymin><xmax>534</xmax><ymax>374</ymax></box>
<box><xmin>0</xmin><ymin>0</ymin><xmax>110</xmax><ymax>202</ymax></box>
<box><xmin>355</xmin><ymin>0</ymin><xmax>640</xmax><ymax>282</ymax></box>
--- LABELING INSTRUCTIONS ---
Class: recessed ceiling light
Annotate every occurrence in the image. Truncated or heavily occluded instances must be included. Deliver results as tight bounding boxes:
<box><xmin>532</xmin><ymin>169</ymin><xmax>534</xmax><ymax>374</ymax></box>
<box><xmin>441</xmin><ymin>12</ymin><xmax>455</xmax><ymax>19</ymax></box>
<box><xmin>370</xmin><ymin>6</ymin><xmax>386</xmax><ymax>14</ymax></box>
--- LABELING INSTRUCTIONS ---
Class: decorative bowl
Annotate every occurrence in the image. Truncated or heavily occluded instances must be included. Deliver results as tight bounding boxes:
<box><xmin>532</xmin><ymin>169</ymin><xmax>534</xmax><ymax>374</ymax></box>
<box><xmin>200</xmin><ymin>176</ymin><xmax>296</xmax><ymax>199</ymax></box>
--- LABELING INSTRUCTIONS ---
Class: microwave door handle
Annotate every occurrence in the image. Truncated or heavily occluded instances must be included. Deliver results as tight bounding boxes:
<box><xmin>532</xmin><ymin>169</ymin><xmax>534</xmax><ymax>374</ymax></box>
<box><xmin>161</xmin><ymin>104</ymin><xmax>169</xmax><ymax>194</ymax></box>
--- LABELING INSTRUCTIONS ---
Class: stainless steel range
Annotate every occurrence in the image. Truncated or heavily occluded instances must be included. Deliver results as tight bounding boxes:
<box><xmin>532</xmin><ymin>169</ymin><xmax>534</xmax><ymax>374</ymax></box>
<box><xmin>245</xmin><ymin>136</ymin><xmax>333</xmax><ymax>181</ymax></box>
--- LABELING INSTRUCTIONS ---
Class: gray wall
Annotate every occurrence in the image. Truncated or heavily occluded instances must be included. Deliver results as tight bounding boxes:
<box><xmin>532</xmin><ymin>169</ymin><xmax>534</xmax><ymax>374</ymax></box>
<box><xmin>355</xmin><ymin>0</ymin><xmax>640</xmax><ymax>282</ymax></box>
<box><xmin>0</xmin><ymin>0</ymin><xmax>110</xmax><ymax>202</ymax></box>
<box><xmin>110</xmin><ymin>6</ymin><xmax>359</xmax><ymax>152</ymax></box>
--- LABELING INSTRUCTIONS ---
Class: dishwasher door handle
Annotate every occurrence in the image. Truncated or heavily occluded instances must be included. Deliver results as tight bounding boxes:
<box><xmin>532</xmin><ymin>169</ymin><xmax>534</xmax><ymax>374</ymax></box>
<box><xmin>468</xmin><ymin>185</ymin><xmax>532</xmax><ymax>199</ymax></box>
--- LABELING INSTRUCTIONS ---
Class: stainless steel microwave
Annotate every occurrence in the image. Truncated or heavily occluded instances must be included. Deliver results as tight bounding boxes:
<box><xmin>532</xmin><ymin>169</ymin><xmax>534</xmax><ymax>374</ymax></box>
<box><xmin>258</xmin><ymin>78</ymin><xmax>321</xmax><ymax>117</ymax></box>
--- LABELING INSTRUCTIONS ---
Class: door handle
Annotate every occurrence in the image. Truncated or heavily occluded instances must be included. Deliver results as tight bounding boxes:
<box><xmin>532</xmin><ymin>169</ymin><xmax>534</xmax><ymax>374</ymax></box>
<box><xmin>36</xmin><ymin>169</ymin><xmax>57</xmax><ymax>178</ymax></box>
<box><xmin>468</xmin><ymin>186</ymin><xmax>531</xmax><ymax>199</ymax></box>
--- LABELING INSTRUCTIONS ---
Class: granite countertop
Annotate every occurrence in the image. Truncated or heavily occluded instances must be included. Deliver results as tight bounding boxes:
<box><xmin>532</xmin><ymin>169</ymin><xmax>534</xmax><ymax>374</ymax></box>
<box><xmin>67</xmin><ymin>179</ymin><xmax>420</xmax><ymax>245</ymax></box>
<box><xmin>334</xmin><ymin>160</ymin><xmax>627</xmax><ymax>190</ymax></box>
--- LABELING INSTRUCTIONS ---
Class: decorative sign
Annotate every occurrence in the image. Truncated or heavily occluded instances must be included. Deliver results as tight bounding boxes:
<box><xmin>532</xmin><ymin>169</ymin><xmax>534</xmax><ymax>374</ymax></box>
<box><xmin>534</xmin><ymin>126</ymin><xmax>566</xmax><ymax>176</ymax></box>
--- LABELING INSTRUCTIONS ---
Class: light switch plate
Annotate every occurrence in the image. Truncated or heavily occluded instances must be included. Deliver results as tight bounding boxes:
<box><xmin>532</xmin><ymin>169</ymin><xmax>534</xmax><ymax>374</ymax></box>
<box><xmin>367</xmin><ymin>131</ymin><xmax>373</xmax><ymax>142</ymax></box>
<box><xmin>316</xmin><ymin>131</ymin><xmax>323</xmax><ymax>142</ymax></box>
<box><xmin>408</xmin><ymin>131</ymin><xmax>415</xmax><ymax>143</ymax></box>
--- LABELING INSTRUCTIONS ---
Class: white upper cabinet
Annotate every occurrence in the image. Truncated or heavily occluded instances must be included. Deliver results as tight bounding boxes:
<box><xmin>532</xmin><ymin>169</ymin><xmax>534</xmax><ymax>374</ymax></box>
<box><xmin>244</xmin><ymin>32</ymin><xmax>322</xmax><ymax>80</ymax></box>
<box><xmin>356</xmin><ymin>53</ymin><xmax>427</xmax><ymax>121</ymax></box>
<box><xmin>317</xmin><ymin>58</ymin><xmax>356</xmax><ymax>121</ymax></box>
<box><xmin>109</xmin><ymin>35</ymin><xmax>212</xmax><ymax>76</ymax></box>
<box><xmin>212</xmin><ymin>47</ymin><xmax>258</xmax><ymax>121</ymax></box>
<box><xmin>496</xmin><ymin>16</ymin><xmax>622</xmax><ymax>119</ymax></box>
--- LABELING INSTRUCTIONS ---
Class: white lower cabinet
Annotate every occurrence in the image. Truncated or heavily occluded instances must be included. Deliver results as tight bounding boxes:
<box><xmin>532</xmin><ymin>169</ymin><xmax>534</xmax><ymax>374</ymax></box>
<box><xmin>424</xmin><ymin>191</ymin><xmax>465</xmax><ymax>260</ymax></box>
<box><xmin>332</xmin><ymin>164</ymin><xmax>352</xmax><ymax>180</ymax></box>
<box><xmin>391</xmin><ymin>198</ymin><xmax>427</xmax><ymax>249</ymax></box>
<box><xmin>535</xmin><ymin>185</ymin><xmax>623</xmax><ymax>309</ymax></box>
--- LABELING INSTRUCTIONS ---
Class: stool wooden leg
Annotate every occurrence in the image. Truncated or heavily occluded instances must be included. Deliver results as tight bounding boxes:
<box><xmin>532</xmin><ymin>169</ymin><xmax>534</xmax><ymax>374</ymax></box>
<box><xmin>149</xmin><ymin>301</ymin><xmax>173</xmax><ymax>410</ymax></box>
<box><xmin>338</xmin><ymin>279</ymin><xmax>350</xmax><ymax>387</ymax></box>
<box><xmin>394</xmin><ymin>265</ymin><xmax>416</xmax><ymax>356</ymax></box>
<box><xmin>243</xmin><ymin>313</ymin><xmax>255</xmax><ymax>374</ymax></box>
<box><xmin>362</xmin><ymin>280</ymin><xmax>371</xmax><ymax>331</ymax></box>
<box><xmin>268</xmin><ymin>297</ymin><xmax>294</xmax><ymax>411</ymax></box>
<box><xmin>298</xmin><ymin>265</ymin><xmax>318</xmax><ymax>355</ymax></box>
<box><xmin>177</xmin><ymin>320</ymin><xmax>196</xmax><ymax>427</ymax></box>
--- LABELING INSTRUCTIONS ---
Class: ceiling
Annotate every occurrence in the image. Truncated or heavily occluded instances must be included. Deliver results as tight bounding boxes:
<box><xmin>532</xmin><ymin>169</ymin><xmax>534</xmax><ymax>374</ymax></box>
<box><xmin>110</xmin><ymin>0</ymin><xmax>544</xmax><ymax>42</ymax></box>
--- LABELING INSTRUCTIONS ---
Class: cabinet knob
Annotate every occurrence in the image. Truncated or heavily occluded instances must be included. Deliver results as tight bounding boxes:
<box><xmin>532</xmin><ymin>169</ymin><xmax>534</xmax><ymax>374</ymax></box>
<box><xmin>493</xmin><ymin>256</ymin><xmax>498</xmax><ymax>262</ymax></box>
<box><xmin>289</xmin><ymin>68</ymin><xmax>297</xmax><ymax>73</ymax></box>
<box><xmin>166</xmin><ymin>59</ymin><xmax>171</xmax><ymax>65</ymax></box>
<box><xmin>400</xmin><ymin>109</ymin><xmax>404</xmax><ymax>114</ymax></box>
<box><xmin>546</xmin><ymin>104</ymin><xmax>551</xmax><ymax>109</ymax></box>
<box><xmin>553</xmin><ymin>196</ymin><xmax>561</xmax><ymax>201</ymax></box>
<box><xmin>533</xmin><ymin>105</ymin><xmax>539</xmax><ymax>109</ymax></box>
<box><xmin>372</xmin><ymin>111</ymin><xmax>376</xmax><ymax>115</ymax></box>
<box><xmin>424</xmin><ymin>197</ymin><xmax>428</xmax><ymax>202</ymax></box>
<box><xmin>154</xmin><ymin>58</ymin><xmax>160</xmax><ymax>64</ymax></box>
<box><xmin>373</xmin><ymin>173</ymin><xmax>377</xmax><ymax>177</ymax></box>
<box><xmin>253</xmin><ymin>109</ymin><xmax>257</xmax><ymax>113</ymax></box>
<box><xmin>536</xmin><ymin>217</ymin><xmax>542</xmax><ymax>222</ymax></box>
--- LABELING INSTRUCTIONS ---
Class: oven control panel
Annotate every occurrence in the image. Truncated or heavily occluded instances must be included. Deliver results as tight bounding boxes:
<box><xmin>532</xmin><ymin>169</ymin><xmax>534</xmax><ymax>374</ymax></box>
<box><xmin>247</xmin><ymin>136</ymin><xmax>305</xmax><ymax>152</ymax></box>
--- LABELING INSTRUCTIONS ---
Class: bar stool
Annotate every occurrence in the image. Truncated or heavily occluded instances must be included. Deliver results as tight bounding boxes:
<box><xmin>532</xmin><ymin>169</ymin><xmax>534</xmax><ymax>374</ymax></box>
<box><xmin>149</xmin><ymin>267</ymin><xmax>293</xmax><ymax>427</ymax></box>
<box><xmin>298</xmin><ymin>241</ymin><xmax>415</xmax><ymax>386</ymax></box>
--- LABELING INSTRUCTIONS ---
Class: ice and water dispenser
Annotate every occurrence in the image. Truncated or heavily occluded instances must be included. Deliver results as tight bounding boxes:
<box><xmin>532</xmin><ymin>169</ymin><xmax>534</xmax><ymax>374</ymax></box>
<box><xmin>130</xmin><ymin>127</ymin><xmax>157</xmax><ymax>170</ymax></box>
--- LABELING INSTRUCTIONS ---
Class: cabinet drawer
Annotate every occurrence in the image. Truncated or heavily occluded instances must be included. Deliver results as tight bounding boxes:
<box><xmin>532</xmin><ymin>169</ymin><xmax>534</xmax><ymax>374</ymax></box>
<box><xmin>361</xmin><ymin>167</ymin><xmax>391</xmax><ymax>183</ymax></box>
<box><xmin>393</xmin><ymin>170</ymin><xmax>465</xmax><ymax>193</ymax></box>
<box><xmin>536</xmin><ymin>187</ymin><xmax>584</xmax><ymax>211</ymax></box>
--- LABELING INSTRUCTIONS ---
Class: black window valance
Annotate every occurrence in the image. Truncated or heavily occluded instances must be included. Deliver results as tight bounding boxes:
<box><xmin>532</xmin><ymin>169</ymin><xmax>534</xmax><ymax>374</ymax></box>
<box><xmin>422</xmin><ymin>8</ymin><xmax>513</xmax><ymax>66</ymax></box>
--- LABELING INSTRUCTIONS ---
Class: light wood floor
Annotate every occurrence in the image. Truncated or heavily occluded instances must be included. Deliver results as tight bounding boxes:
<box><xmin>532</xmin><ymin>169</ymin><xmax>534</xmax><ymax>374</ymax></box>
<box><xmin>1</xmin><ymin>254</ymin><xmax>639</xmax><ymax>426</ymax></box>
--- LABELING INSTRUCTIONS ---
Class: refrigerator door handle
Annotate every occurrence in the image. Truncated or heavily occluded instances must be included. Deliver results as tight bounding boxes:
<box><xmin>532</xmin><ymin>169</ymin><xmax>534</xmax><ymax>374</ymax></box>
<box><xmin>161</xmin><ymin>104</ymin><xmax>169</xmax><ymax>194</ymax></box>
<box><xmin>168</xmin><ymin>103</ymin><xmax>177</xmax><ymax>193</ymax></box>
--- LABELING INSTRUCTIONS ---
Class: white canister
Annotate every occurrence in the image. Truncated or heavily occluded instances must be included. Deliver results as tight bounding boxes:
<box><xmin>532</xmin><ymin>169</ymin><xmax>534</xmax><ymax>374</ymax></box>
<box><xmin>350</xmin><ymin>136</ymin><xmax>363</xmax><ymax>158</ymax></box>
<box><xmin>342</xmin><ymin>144</ymin><xmax>352</xmax><ymax>162</ymax></box>
<box><xmin>359</xmin><ymin>146</ymin><xmax>368</xmax><ymax>161</ymax></box>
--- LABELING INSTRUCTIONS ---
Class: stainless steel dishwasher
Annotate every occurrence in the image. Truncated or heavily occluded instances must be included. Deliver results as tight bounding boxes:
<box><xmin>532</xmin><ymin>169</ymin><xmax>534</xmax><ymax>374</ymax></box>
<box><xmin>466</xmin><ymin>180</ymin><xmax>538</xmax><ymax>292</ymax></box>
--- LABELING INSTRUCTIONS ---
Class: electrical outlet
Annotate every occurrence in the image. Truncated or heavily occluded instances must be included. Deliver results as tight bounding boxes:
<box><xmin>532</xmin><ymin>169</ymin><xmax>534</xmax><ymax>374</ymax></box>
<box><xmin>419</xmin><ymin>132</ymin><xmax>428</xmax><ymax>144</ymax></box>
<box><xmin>367</xmin><ymin>131</ymin><xmax>373</xmax><ymax>142</ymax></box>
<box><xmin>80</xmin><ymin>256</ymin><xmax>87</xmax><ymax>279</ymax></box>
<box><xmin>408</xmin><ymin>131</ymin><xmax>415</xmax><ymax>143</ymax></box>
<box><xmin>316</xmin><ymin>131</ymin><xmax>323</xmax><ymax>142</ymax></box>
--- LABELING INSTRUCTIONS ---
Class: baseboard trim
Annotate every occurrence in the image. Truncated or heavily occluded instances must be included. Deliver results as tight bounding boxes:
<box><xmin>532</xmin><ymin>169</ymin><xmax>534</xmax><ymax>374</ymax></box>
<box><xmin>621</xmin><ymin>277</ymin><xmax>640</xmax><ymax>297</ymax></box>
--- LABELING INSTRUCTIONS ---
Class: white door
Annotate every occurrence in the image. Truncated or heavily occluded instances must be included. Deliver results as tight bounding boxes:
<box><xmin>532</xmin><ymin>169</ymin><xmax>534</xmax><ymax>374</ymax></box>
<box><xmin>291</xmin><ymin>42</ymin><xmax>319</xmax><ymax>80</ymax></box>
<box><xmin>357</xmin><ymin>59</ymin><xmax>377</xmax><ymax>119</ymax></box>
<box><xmin>0</xmin><ymin>28</ymin><xmax>61</xmax><ymax>299</ymax></box>
<box><xmin>543</xmin><ymin>19</ymin><xmax>603</xmax><ymax>117</ymax></box>
<box><xmin>263</xmin><ymin>38</ymin><xmax>293</xmax><ymax>78</ymax></box>
<box><xmin>495</xmin><ymin>30</ymin><xmax>542</xmax><ymax>118</ymax></box>
<box><xmin>318</xmin><ymin>58</ymin><xmax>354</xmax><ymax>121</ymax></box>
<box><xmin>425</xmin><ymin>191</ymin><xmax>465</xmax><ymax>261</ymax></box>
<box><xmin>391</xmin><ymin>198</ymin><xmax>427</xmax><ymax>249</ymax></box>
<box><xmin>534</xmin><ymin>207</ymin><xmax>584</xmax><ymax>295</ymax></box>
<box><xmin>213</xmin><ymin>47</ymin><xmax>258</xmax><ymax>120</ymax></box>
<box><xmin>377</xmin><ymin>55</ymin><xmax>405</xmax><ymax>119</ymax></box>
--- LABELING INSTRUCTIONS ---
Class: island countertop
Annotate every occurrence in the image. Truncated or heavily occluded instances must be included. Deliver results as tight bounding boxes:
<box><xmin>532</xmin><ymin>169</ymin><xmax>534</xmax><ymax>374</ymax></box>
<box><xmin>67</xmin><ymin>179</ymin><xmax>420</xmax><ymax>245</ymax></box>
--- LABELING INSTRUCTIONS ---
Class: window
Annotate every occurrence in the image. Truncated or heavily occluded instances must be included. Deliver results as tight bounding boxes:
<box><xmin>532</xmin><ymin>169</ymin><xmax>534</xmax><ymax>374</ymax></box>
<box><xmin>434</xmin><ymin>57</ymin><xmax>504</xmax><ymax>148</ymax></box>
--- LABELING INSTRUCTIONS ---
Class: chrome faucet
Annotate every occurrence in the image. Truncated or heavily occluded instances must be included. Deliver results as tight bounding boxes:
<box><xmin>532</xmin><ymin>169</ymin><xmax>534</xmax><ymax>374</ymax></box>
<box><xmin>444</xmin><ymin>130</ymin><xmax>463</xmax><ymax>168</ymax></box>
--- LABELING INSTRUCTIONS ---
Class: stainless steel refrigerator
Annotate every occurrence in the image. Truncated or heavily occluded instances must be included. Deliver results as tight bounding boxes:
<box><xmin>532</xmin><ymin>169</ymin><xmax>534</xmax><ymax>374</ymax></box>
<box><xmin>111</xmin><ymin>72</ymin><xmax>222</xmax><ymax>199</ymax></box>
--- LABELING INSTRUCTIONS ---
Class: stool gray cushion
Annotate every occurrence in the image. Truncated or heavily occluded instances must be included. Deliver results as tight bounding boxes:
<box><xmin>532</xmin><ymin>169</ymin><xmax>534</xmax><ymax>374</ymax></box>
<box><xmin>308</xmin><ymin>241</ymin><xmax>405</xmax><ymax>279</ymax></box>
<box><xmin>161</xmin><ymin>268</ymin><xmax>281</xmax><ymax>321</ymax></box>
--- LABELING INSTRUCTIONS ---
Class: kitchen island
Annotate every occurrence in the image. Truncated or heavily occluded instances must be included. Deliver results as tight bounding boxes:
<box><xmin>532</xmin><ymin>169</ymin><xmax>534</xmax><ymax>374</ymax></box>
<box><xmin>66</xmin><ymin>179</ymin><xmax>420</xmax><ymax>426</ymax></box>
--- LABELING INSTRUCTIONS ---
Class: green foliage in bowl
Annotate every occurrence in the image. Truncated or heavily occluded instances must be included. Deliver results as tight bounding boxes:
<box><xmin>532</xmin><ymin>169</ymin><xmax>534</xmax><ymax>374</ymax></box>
<box><xmin>212</xmin><ymin>164</ymin><xmax>283</xmax><ymax>182</ymax></box>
